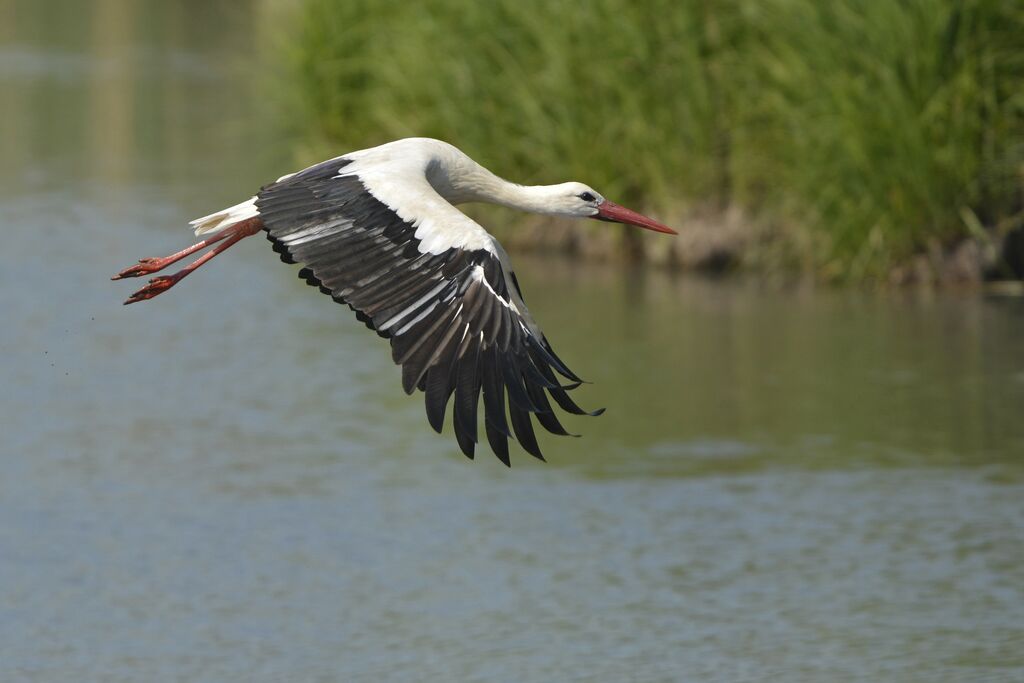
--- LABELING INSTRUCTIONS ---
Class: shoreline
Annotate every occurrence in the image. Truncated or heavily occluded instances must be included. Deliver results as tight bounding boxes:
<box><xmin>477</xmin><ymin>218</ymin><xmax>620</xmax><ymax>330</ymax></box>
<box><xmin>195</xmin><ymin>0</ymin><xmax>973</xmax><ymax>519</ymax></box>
<box><xmin>486</xmin><ymin>206</ymin><xmax>1023</xmax><ymax>290</ymax></box>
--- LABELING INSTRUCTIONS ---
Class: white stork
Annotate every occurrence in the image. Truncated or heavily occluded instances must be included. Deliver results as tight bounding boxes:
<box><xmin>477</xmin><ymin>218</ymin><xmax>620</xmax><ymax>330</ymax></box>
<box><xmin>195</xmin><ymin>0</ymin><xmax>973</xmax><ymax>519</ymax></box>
<box><xmin>113</xmin><ymin>138</ymin><xmax>676</xmax><ymax>465</ymax></box>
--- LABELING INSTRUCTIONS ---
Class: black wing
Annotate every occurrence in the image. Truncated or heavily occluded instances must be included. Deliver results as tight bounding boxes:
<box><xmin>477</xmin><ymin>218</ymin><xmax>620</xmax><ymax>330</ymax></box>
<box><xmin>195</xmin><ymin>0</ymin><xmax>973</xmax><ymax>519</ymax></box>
<box><xmin>256</xmin><ymin>158</ymin><xmax>601</xmax><ymax>465</ymax></box>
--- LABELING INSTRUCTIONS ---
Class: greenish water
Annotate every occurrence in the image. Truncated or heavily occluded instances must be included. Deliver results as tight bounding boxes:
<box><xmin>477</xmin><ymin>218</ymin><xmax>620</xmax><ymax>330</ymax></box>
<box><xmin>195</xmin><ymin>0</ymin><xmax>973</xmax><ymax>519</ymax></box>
<box><xmin>2</xmin><ymin>3</ymin><xmax>1023</xmax><ymax>681</ymax></box>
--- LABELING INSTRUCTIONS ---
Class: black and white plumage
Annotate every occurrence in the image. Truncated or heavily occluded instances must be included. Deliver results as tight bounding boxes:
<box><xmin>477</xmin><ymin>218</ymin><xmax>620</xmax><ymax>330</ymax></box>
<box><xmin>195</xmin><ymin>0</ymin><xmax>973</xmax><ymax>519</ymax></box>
<box><xmin>256</xmin><ymin>156</ymin><xmax>596</xmax><ymax>465</ymax></box>
<box><xmin>114</xmin><ymin>138</ymin><xmax>676</xmax><ymax>465</ymax></box>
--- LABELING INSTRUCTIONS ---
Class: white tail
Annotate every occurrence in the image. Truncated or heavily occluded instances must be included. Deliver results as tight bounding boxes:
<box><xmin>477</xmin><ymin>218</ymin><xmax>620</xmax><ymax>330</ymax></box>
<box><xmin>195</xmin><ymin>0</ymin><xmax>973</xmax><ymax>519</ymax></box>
<box><xmin>189</xmin><ymin>196</ymin><xmax>259</xmax><ymax>236</ymax></box>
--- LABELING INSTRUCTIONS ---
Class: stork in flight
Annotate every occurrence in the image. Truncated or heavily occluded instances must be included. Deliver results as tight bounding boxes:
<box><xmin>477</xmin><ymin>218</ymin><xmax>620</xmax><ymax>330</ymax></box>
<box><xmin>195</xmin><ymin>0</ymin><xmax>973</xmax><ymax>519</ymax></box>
<box><xmin>113</xmin><ymin>138</ymin><xmax>676</xmax><ymax>465</ymax></box>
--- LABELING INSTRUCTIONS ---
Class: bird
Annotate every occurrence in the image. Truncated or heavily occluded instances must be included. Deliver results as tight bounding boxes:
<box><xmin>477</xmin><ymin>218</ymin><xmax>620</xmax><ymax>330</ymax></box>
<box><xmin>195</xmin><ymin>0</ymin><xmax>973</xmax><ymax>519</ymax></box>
<box><xmin>113</xmin><ymin>137</ymin><xmax>676</xmax><ymax>465</ymax></box>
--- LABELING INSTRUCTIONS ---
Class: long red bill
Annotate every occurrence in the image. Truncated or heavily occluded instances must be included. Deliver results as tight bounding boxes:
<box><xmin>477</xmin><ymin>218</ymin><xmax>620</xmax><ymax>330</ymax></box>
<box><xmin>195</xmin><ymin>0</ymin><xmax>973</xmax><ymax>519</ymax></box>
<box><xmin>594</xmin><ymin>201</ymin><xmax>677</xmax><ymax>234</ymax></box>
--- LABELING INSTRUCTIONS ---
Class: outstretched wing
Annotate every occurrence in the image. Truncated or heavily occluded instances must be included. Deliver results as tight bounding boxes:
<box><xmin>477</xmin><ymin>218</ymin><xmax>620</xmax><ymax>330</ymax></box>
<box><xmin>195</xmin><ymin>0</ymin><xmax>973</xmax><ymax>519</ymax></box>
<box><xmin>255</xmin><ymin>157</ymin><xmax>601</xmax><ymax>465</ymax></box>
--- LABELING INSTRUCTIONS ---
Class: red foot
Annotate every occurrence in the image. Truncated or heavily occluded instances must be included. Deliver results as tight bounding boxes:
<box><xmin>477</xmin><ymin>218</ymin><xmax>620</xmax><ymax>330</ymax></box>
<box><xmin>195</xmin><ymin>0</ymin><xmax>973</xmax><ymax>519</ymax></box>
<box><xmin>115</xmin><ymin>217</ymin><xmax>263</xmax><ymax>305</ymax></box>
<box><xmin>123</xmin><ymin>274</ymin><xmax>183</xmax><ymax>305</ymax></box>
<box><xmin>112</xmin><ymin>257</ymin><xmax>172</xmax><ymax>280</ymax></box>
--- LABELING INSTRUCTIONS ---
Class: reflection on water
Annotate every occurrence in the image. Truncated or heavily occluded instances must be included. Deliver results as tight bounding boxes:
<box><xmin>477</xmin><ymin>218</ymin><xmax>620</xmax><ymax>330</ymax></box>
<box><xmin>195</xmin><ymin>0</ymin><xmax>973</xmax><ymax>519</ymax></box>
<box><xmin>2</xmin><ymin>2</ymin><xmax>1023</xmax><ymax>681</ymax></box>
<box><xmin>517</xmin><ymin>260</ymin><xmax>1024</xmax><ymax>474</ymax></box>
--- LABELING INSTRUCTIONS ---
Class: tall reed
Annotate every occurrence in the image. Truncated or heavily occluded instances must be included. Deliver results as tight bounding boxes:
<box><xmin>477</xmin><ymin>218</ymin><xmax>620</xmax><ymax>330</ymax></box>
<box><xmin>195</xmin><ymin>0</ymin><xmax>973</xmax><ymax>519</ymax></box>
<box><xmin>282</xmin><ymin>0</ymin><xmax>1024</xmax><ymax>279</ymax></box>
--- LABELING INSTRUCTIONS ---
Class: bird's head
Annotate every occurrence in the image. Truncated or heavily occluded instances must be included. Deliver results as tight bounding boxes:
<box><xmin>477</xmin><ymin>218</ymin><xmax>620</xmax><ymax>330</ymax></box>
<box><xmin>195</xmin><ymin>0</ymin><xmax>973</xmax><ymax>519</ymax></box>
<box><xmin>553</xmin><ymin>182</ymin><xmax>677</xmax><ymax>235</ymax></box>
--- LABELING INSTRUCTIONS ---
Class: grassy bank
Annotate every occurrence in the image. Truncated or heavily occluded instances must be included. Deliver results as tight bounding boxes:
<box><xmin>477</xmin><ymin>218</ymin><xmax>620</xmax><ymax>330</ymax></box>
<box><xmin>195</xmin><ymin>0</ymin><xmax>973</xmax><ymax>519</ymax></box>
<box><xmin>278</xmin><ymin>0</ymin><xmax>1024</xmax><ymax>281</ymax></box>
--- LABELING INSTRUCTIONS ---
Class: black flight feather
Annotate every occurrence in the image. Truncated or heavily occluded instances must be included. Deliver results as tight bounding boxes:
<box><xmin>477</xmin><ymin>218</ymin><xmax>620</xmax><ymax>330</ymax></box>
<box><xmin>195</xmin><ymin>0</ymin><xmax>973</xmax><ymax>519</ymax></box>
<box><xmin>257</xmin><ymin>161</ymin><xmax>599</xmax><ymax>464</ymax></box>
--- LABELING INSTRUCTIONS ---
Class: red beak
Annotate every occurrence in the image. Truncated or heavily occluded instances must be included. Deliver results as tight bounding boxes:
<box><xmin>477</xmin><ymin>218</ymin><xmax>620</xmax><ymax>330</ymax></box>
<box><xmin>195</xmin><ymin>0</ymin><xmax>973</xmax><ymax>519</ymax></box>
<box><xmin>594</xmin><ymin>201</ymin><xmax>677</xmax><ymax>235</ymax></box>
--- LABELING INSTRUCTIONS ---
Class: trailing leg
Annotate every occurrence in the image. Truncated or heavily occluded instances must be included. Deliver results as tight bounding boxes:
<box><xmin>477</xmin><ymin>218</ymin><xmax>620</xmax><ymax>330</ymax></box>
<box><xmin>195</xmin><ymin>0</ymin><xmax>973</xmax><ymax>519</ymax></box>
<box><xmin>112</xmin><ymin>221</ymin><xmax>250</xmax><ymax>280</ymax></box>
<box><xmin>120</xmin><ymin>218</ymin><xmax>262</xmax><ymax>305</ymax></box>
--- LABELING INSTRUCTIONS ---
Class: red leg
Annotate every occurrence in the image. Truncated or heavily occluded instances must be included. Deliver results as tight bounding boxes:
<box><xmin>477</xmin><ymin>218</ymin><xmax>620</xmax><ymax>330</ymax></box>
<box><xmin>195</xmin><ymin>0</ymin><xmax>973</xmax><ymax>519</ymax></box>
<box><xmin>122</xmin><ymin>218</ymin><xmax>262</xmax><ymax>305</ymax></box>
<box><xmin>112</xmin><ymin>222</ymin><xmax>241</xmax><ymax>280</ymax></box>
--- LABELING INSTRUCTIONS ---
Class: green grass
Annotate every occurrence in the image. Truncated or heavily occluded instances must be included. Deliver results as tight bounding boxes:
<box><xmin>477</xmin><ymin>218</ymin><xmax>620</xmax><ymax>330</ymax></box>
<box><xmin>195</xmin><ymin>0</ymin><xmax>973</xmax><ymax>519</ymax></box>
<box><xmin>278</xmin><ymin>0</ymin><xmax>1024</xmax><ymax>280</ymax></box>
<box><xmin>734</xmin><ymin>0</ymin><xmax>1024</xmax><ymax>278</ymax></box>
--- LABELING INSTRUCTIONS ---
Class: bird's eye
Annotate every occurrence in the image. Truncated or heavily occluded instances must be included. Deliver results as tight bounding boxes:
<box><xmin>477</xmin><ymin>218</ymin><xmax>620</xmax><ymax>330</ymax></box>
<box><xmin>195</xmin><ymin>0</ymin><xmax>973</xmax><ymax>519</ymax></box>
<box><xmin>578</xmin><ymin>192</ymin><xmax>596</xmax><ymax>202</ymax></box>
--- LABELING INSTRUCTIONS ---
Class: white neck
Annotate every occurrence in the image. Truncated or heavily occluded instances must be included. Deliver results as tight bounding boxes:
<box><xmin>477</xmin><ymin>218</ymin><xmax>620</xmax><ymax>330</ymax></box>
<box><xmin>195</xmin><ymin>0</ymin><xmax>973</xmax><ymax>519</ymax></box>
<box><xmin>432</xmin><ymin>157</ymin><xmax>575</xmax><ymax>216</ymax></box>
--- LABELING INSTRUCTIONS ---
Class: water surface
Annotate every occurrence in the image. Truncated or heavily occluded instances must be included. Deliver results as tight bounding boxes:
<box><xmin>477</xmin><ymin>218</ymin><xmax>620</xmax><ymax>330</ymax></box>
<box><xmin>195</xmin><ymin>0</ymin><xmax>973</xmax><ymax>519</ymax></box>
<box><xmin>2</xmin><ymin>3</ymin><xmax>1023</xmax><ymax>681</ymax></box>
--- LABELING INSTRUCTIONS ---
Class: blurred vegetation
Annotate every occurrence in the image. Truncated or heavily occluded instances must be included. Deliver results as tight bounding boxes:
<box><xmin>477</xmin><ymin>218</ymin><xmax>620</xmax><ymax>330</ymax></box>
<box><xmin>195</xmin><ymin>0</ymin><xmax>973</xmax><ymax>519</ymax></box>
<box><xmin>280</xmin><ymin>0</ymin><xmax>1024</xmax><ymax>280</ymax></box>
